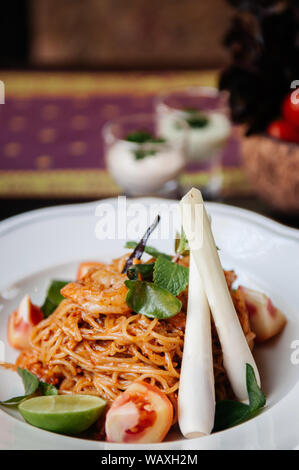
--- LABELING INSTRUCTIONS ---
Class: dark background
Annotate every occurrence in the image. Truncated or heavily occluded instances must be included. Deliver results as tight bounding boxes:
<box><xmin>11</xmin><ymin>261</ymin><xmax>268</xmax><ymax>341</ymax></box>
<box><xmin>0</xmin><ymin>0</ymin><xmax>233</xmax><ymax>70</ymax></box>
<box><xmin>0</xmin><ymin>1</ymin><xmax>29</xmax><ymax>68</ymax></box>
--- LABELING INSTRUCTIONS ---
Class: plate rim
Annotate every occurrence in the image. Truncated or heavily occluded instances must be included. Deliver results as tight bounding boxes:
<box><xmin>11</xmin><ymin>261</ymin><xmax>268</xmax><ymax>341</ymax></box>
<box><xmin>1</xmin><ymin>197</ymin><xmax>299</xmax><ymax>242</ymax></box>
<box><xmin>0</xmin><ymin>197</ymin><xmax>299</xmax><ymax>450</ymax></box>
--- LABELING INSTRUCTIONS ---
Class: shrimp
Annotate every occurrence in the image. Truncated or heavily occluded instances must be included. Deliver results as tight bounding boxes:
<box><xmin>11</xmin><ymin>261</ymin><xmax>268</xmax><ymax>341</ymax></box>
<box><xmin>61</xmin><ymin>267</ymin><xmax>131</xmax><ymax>315</ymax></box>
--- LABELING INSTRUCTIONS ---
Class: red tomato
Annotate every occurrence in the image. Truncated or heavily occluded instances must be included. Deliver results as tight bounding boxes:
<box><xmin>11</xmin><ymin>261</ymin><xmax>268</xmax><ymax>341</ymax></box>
<box><xmin>76</xmin><ymin>262</ymin><xmax>104</xmax><ymax>280</ymax></box>
<box><xmin>241</xmin><ymin>286</ymin><xmax>286</xmax><ymax>343</ymax></box>
<box><xmin>7</xmin><ymin>294</ymin><xmax>43</xmax><ymax>350</ymax></box>
<box><xmin>105</xmin><ymin>381</ymin><xmax>173</xmax><ymax>443</ymax></box>
<box><xmin>282</xmin><ymin>91</ymin><xmax>299</xmax><ymax>127</ymax></box>
<box><xmin>267</xmin><ymin>119</ymin><xmax>299</xmax><ymax>143</ymax></box>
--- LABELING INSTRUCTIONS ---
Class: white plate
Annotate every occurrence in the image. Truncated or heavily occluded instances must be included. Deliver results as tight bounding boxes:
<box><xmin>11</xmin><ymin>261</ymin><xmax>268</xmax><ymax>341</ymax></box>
<box><xmin>0</xmin><ymin>198</ymin><xmax>299</xmax><ymax>450</ymax></box>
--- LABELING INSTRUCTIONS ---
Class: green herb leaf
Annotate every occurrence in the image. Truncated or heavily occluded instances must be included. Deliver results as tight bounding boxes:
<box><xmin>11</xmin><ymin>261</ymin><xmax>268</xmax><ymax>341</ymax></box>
<box><xmin>0</xmin><ymin>395</ymin><xmax>32</xmax><ymax>406</ymax></box>
<box><xmin>0</xmin><ymin>367</ymin><xmax>39</xmax><ymax>406</ymax></box>
<box><xmin>125</xmin><ymin>280</ymin><xmax>182</xmax><ymax>319</ymax></box>
<box><xmin>125</xmin><ymin>130</ymin><xmax>166</xmax><ymax>144</ymax></box>
<box><xmin>41</xmin><ymin>280</ymin><xmax>70</xmax><ymax>318</ymax></box>
<box><xmin>213</xmin><ymin>400</ymin><xmax>250</xmax><ymax>431</ymax></box>
<box><xmin>134</xmin><ymin>149</ymin><xmax>157</xmax><ymax>160</ymax></box>
<box><xmin>246</xmin><ymin>362</ymin><xmax>266</xmax><ymax>411</ymax></box>
<box><xmin>183</xmin><ymin>108</ymin><xmax>209</xmax><ymax>128</ymax></box>
<box><xmin>125</xmin><ymin>130</ymin><xmax>152</xmax><ymax>143</ymax></box>
<box><xmin>127</xmin><ymin>263</ymin><xmax>155</xmax><ymax>281</ymax></box>
<box><xmin>125</xmin><ymin>131</ymin><xmax>166</xmax><ymax>160</ymax></box>
<box><xmin>175</xmin><ymin>227</ymin><xmax>189</xmax><ymax>256</ymax></box>
<box><xmin>18</xmin><ymin>368</ymin><xmax>40</xmax><ymax>395</ymax></box>
<box><xmin>0</xmin><ymin>368</ymin><xmax>58</xmax><ymax>407</ymax></box>
<box><xmin>38</xmin><ymin>381</ymin><xmax>59</xmax><ymax>396</ymax></box>
<box><xmin>125</xmin><ymin>241</ymin><xmax>171</xmax><ymax>260</ymax></box>
<box><xmin>153</xmin><ymin>256</ymin><xmax>189</xmax><ymax>296</ymax></box>
<box><xmin>186</xmin><ymin>115</ymin><xmax>209</xmax><ymax>128</ymax></box>
<box><xmin>213</xmin><ymin>364</ymin><xmax>266</xmax><ymax>432</ymax></box>
<box><xmin>175</xmin><ymin>109</ymin><xmax>209</xmax><ymax>130</ymax></box>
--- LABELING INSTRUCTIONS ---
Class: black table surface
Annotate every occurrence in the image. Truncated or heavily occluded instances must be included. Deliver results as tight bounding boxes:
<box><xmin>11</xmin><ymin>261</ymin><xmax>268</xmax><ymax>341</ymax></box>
<box><xmin>1</xmin><ymin>196</ymin><xmax>299</xmax><ymax>230</ymax></box>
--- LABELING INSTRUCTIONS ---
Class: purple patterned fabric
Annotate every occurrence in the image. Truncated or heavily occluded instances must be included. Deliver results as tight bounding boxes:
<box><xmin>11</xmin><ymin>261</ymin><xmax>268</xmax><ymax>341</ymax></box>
<box><xmin>0</xmin><ymin>95</ymin><xmax>240</xmax><ymax>171</ymax></box>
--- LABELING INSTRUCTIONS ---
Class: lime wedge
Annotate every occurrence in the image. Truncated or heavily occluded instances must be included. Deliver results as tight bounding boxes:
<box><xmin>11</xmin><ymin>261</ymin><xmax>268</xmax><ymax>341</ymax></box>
<box><xmin>18</xmin><ymin>395</ymin><xmax>106</xmax><ymax>434</ymax></box>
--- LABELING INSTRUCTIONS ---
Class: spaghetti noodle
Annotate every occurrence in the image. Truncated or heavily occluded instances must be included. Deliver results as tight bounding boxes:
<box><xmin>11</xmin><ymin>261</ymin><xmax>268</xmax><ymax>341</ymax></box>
<box><xmin>16</xmin><ymin>256</ymin><xmax>255</xmax><ymax>422</ymax></box>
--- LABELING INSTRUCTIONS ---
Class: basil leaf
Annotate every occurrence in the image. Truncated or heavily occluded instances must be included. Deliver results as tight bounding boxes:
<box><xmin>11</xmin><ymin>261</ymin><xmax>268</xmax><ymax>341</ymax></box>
<box><xmin>247</xmin><ymin>362</ymin><xmax>266</xmax><ymax>411</ymax></box>
<box><xmin>0</xmin><ymin>368</ymin><xmax>39</xmax><ymax>406</ymax></box>
<box><xmin>175</xmin><ymin>227</ymin><xmax>189</xmax><ymax>256</ymax></box>
<box><xmin>38</xmin><ymin>381</ymin><xmax>58</xmax><ymax>396</ymax></box>
<box><xmin>0</xmin><ymin>395</ymin><xmax>33</xmax><ymax>406</ymax></box>
<box><xmin>213</xmin><ymin>400</ymin><xmax>250</xmax><ymax>431</ymax></box>
<box><xmin>153</xmin><ymin>256</ymin><xmax>189</xmax><ymax>296</ymax></box>
<box><xmin>41</xmin><ymin>280</ymin><xmax>70</xmax><ymax>318</ymax></box>
<box><xmin>0</xmin><ymin>368</ymin><xmax>58</xmax><ymax>406</ymax></box>
<box><xmin>127</xmin><ymin>263</ymin><xmax>155</xmax><ymax>281</ymax></box>
<box><xmin>125</xmin><ymin>241</ymin><xmax>171</xmax><ymax>260</ymax></box>
<box><xmin>213</xmin><ymin>364</ymin><xmax>266</xmax><ymax>432</ymax></box>
<box><xmin>23</xmin><ymin>368</ymin><xmax>58</xmax><ymax>397</ymax></box>
<box><xmin>125</xmin><ymin>280</ymin><xmax>182</xmax><ymax>319</ymax></box>
<box><xmin>18</xmin><ymin>367</ymin><xmax>40</xmax><ymax>395</ymax></box>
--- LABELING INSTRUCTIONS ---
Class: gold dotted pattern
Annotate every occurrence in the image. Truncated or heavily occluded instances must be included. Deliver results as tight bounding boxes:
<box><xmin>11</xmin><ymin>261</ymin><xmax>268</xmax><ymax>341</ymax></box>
<box><xmin>41</xmin><ymin>105</ymin><xmax>59</xmax><ymax>120</ymax></box>
<box><xmin>101</xmin><ymin>104</ymin><xmax>120</xmax><ymax>119</ymax></box>
<box><xmin>69</xmin><ymin>141</ymin><xmax>87</xmax><ymax>156</ymax></box>
<box><xmin>35</xmin><ymin>155</ymin><xmax>53</xmax><ymax>169</ymax></box>
<box><xmin>4</xmin><ymin>142</ymin><xmax>21</xmax><ymax>158</ymax></box>
<box><xmin>39</xmin><ymin>128</ymin><xmax>56</xmax><ymax>144</ymax></box>
<box><xmin>71</xmin><ymin>115</ymin><xmax>88</xmax><ymax>130</ymax></box>
<box><xmin>9</xmin><ymin>116</ymin><xmax>26</xmax><ymax>132</ymax></box>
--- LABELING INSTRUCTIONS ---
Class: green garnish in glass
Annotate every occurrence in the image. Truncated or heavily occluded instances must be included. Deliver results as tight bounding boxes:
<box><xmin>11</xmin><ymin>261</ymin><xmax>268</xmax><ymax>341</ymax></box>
<box><xmin>175</xmin><ymin>107</ymin><xmax>209</xmax><ymax>130</ymax></box>
<box><xmin>125</xmin><ymin>130</ymin><xmax>166</xmax><ymax>160</ymax></box>
<box><xmin>186</xmin><ymin>115</ymin><xmax>209</xmax><ymax>128</ymax></box>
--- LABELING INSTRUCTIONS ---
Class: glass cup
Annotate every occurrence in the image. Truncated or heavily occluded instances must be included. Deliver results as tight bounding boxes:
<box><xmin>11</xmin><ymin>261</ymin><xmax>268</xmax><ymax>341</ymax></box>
<box><xmin>102</xmin><ymin>113</ymin><xmax>186</xmax><ymax>197</ymax></box>
<box><xmin>155</xmin><ymin>86</ymin><xmax>232</xmax><ymax>198</ymax></box>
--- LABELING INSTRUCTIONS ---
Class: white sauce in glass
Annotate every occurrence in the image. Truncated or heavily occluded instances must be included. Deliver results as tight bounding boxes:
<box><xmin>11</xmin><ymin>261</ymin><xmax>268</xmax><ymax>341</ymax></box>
<box><xmin>106</xmin><ymin>140</ymin><xmax>185</xmax><ymax>195</ymax></box>
<box><xmin>157</xmin><ymin>110</ymin><xmax>231</xmax><ymax>161</ymax></box>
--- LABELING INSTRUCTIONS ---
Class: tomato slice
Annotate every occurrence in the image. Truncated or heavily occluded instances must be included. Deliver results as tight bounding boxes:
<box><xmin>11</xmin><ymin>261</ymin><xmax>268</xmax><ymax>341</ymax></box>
<box><xmin>105</xmin><ymin>381</ymin><xmax>173</xmax><ymax>443</ymax></box>
<box><xmin>7</xmin><ymin>294</ymin><xmax>43</xmax><ymax>350</ymax></box>
<box><xmin>241</xmin><ymin>286</ymin><xmax>286</xmax><ymax>343</ymax></box>
<box><xmin>267</xmin><ymin>119</ymin><xmax>299</xmax><ymax>143</ymax></box>
<box><xmin>282</xmin><ymin>92</ymin><xmax>299</xmax><ymax>127</ymax></box>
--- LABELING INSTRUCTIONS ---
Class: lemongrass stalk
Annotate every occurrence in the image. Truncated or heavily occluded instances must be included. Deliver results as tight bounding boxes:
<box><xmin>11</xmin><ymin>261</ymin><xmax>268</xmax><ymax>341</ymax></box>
<box><xmin>180</xmin><ymin>188</ymin><xmax>260</xmax><ymax>400</ymax></box>
<box><xmin>178</xmin><ymin>252</ymin><xmax>215</xmax><ymax>438</ymax></box>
